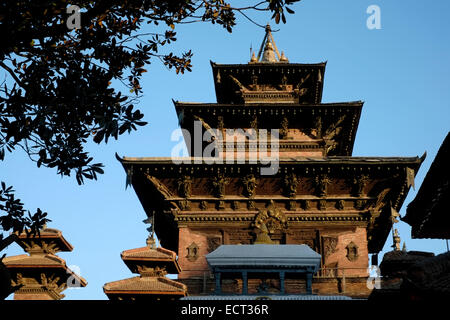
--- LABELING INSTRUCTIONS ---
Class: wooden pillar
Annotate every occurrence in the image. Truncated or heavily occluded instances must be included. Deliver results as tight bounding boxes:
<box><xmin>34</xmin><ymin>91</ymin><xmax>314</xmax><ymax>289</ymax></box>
<box><xmin>242</xmin><ymin>271</ymin><xmax>248</xmax><ymax>295</ymax></box>
<box><xmin>279</xmin><ymin>271</ymin><xmax>285</xmax><ymax>294</ymax></box>
<box><xmin>214</xmin><ymin>272</ymin><xmax>221</xmax><ymax>295</ymax></box>
<box><xmin>306</xmin><ymin>272</ymin><xmax>312</xmax><ymax>295</ymax></box>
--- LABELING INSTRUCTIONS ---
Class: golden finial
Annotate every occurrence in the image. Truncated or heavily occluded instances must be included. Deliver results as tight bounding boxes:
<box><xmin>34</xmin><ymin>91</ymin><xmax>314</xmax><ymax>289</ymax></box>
<box><xmin>253</xmin><ymin>24</ymin><xmax>285</xmax><ymax>63</ymax></box>
<box><xmin>280</xmin><ymin>51</ymin><xmax>288</xmax><ymax>62</ymax></box>
<box><xmin>392</xmin><ymin>229</ymin><xmax>401</xmax><ymax>251</ymax></box>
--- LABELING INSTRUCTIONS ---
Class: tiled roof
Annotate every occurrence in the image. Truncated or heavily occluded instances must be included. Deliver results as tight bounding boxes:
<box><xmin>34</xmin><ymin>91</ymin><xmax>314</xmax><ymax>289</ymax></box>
<box><xmin>121</xmin><ymin>246</ymin><xmax>181</xmax><ymax>274</ymax></box>
<box><xmin>4</xmin><ymin>254</ymin><xmax>88</xmax><ymax>287</ymax></box>
<box><xmin>16</xmin><ymin>227</ymin><xmax>73</xmax><ymax>252</ymax></box>
<box><xmin>103</xmin><ymin>276</ymin><xmax>187</xmax><ymax>294</ymax></box>
<box><xmin>3</xmin><ymin>254</ymin><xmax>65</xmax><ymax>266</ymax></box>
<box><xmin>121</xmin><ymin>246</ymin><xmax>176</xmax><ymax>260</ymax></box>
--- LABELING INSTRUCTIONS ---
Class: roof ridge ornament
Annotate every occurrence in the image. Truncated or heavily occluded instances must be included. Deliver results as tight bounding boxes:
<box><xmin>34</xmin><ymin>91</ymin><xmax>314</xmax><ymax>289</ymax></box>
<box><xmin>249</xmin><ymin>24</ymin><xmax>288</xmax><ymax>64</ymax></box>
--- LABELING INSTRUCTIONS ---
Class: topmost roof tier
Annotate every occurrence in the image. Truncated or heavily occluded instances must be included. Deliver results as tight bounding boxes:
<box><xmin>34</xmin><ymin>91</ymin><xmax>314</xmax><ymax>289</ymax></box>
<box><xmin>211</xmin><ymin>24</ymin><xmax>326</xmax><ymax>105</ymax></box>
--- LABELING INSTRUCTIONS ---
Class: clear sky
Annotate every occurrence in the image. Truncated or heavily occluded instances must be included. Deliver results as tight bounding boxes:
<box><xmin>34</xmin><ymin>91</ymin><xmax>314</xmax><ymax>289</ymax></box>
<box><xmin>2</xmin><ymin>0</ymin><xmax>450</xmax><ymax>299</ymax></box>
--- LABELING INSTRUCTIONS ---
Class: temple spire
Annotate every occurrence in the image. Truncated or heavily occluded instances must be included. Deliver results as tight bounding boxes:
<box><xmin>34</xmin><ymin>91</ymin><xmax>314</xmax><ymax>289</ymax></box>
<box><xmin>250</xmin><ymin>24</ymin><xmax>288</xmax><ymax>63</ymax></box>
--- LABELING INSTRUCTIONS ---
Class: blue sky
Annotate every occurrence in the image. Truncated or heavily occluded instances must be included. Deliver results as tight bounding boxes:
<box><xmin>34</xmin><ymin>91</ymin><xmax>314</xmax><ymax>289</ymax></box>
<box><xmin>2</xmin><ymin>0</ymin><xmax>450</xmax><ymax>299</ymax></box>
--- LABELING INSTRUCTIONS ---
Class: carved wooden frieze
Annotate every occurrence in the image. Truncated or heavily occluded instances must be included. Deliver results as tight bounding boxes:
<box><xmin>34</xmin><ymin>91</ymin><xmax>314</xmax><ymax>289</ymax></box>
<box><xmin>336</xmin><ymin>199</ymin><xmax>345</xmax><ymax>210</ymax></box>
<box><xmin>216</xmin><ymin>200</ymin><xmax>226</xmax><ymax>210</ymax></box>
<box><xmin>231</xmin><ymin>201</ymin><xmax>240</xmax><ymax>210</ymax></box>
<box><xmin>10</xmin><ymin>272</ymin><xmax>68</xmax><ymax>300</ymax></box>
<box><xmin>301</xmin><ymin>199</ymin><xmax>311</xmax><ymax>210</ymax></box>
<box><xmin>179</xmin><ymin>199</ymin><xmax>191</xmax><ymax>211</ymax></box>
<box><xmin>137</xmin><ymin>265</ymin><xmax>168</xmax><ymax>277</ymax></box>
<box><xmin>22</xmin><ymin>240</ymin><xmax>60</xmax><ymax>255</ymax></box>
<box><xmin>318</xmin><ymin>200</ymin><xmax>327</xmax><ymax>211</ymax></box>
<box><xmin>287</xmin><ymin>200</ymin><xmax>296</xmax><ymax>211</ymax></box>
<box><xmin>199</xmin><ymin>200</ymin><xmax>208</xmax><ymax>210</ymax></box>
<box><xmin>354</xmin><ymin>199</ymin><xmax>367</xmax><ymax>210</ymax></box>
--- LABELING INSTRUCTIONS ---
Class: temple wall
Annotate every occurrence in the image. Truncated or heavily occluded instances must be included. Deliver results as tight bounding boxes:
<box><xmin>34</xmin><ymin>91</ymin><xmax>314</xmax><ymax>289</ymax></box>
<box><xmin>323</xmin><ymin>227</ymin><xmax>369</xmax><ymax>277</ymax></box>
<box><xmin>178</xmin><ymin>227</ymin><xmax>214</xmax><ymax>279</ymax></box>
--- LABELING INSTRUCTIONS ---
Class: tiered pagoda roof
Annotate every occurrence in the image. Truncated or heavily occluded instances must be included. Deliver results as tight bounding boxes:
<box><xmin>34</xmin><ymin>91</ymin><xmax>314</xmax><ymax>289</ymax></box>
<box><xmin>3</xmin><ymin>226</ymin><xmax>87</xmax><ymax>300</ymax></box>
<box><xmin>103</xmin><ymin>238</ymin><xmax>187</xmax><ymax>300</ymax></box>
<box><xmin>116</xmin><ymin>24</ymin><xmax>424</xmax><ymax>297</ymax></box>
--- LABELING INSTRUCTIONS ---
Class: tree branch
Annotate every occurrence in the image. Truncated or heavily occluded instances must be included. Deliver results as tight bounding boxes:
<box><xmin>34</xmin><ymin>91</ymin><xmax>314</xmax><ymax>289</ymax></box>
<box><xmin>0</xmin><ymin>62</ymin><xmax>25</xmax><ymax>89</ymax></box>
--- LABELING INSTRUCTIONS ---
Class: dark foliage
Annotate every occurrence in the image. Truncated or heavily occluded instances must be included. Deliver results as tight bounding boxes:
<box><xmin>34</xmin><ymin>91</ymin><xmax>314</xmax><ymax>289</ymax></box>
<box><xmin>0</xmin><ymin>0</ymin><xmax>299</xmax><ymax>242</ymax></box>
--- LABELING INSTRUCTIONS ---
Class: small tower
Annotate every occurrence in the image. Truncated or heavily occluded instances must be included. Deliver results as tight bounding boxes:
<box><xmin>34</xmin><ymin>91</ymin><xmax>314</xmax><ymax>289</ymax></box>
<box><xmin>3</xmin><ymin>226</ymin><xmax>87</xmax><ymax>300</ymax></box>
<box><xmin>103</xmin><ymin>235</ymin><xmax>187</xmax><ymax>301</ymax></box>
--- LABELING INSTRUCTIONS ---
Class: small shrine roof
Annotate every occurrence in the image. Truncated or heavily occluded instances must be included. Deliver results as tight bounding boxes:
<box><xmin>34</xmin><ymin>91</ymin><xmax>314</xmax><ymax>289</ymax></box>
<box><xmin>3</xmin><ymin>253</ymin><xmax>65</xmax><ymax>267</ymax></box>
<box><xmin>103</xmin><ymin>276</ymin><xmax>187</xmax><ymax>295</ymax></box>
<box><xmin>122</xmin><ymin>246</ymin><xmax>176</xmax><ymax>260</ymax></box>
<box><xmin>121</xmin><ymin>246</ymin><xmax>181</xmax><ymax>274</ymax></box>
<box><xmin>16</xmin><ymin>227</ymin><xmax>73</xmax><ymax>253</ymax></box>
<box><xmin>3</xmin><ymin>254</ymin><xmax>87</xmax><ymax>287</ymax></box>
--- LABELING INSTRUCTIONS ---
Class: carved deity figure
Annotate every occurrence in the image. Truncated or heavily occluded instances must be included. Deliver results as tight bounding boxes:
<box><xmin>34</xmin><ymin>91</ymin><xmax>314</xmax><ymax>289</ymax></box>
<box><xmin>242</xmin><ymin>174</ymin><xmax>257</xmax><ymax>198</ymax></box>
<box><xmin>314</xmin><ymin>174</ymin><xmax>331</xmax><ymax>198</ymax></box>
<box><xmin>283</xmin><ymin>173</ymin><xmax>298</xmax><ymax>198</ymax></box>
<box><xmin>177</xmin><ymin>175</ymin><xmax>192</xmax><ymax>198</ymax></box>
<box><xmin>252</xmin><ymin>201</ymin><xmax>288</xmax><ymax>244</ymax></box>
<box><xmin>211</xmin><ymin>174</ymin><xmax>229</xmax><ymax>198</ymax></box>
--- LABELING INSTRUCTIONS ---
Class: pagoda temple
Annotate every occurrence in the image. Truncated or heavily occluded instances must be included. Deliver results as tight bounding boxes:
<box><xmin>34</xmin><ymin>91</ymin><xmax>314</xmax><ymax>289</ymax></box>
<box><xmin>117</xmin><ymin>25</ymin><xmax>424</xmax><ymax>298</ymax></box>
<box><xmin>103</xmin><ymin>236</ymin><xmax>187</xmax><ymax>300</ymax></box>
<box><xmin>3</xmin><ymin>226</ymin><xmax>87</xmax><ymax>300</ymax></box>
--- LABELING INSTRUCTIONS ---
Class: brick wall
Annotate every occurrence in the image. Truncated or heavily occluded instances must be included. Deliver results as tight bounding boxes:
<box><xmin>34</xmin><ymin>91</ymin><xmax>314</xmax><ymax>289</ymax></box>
<box><xmin>178</xmin><ymin>227</ymin><xmax>211</xmax><ymax>279</ymax></box>
<box><xmin>323</xmin><ymin>227</ymin><xmax>369</xmax><ymax>277</ymax></box>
